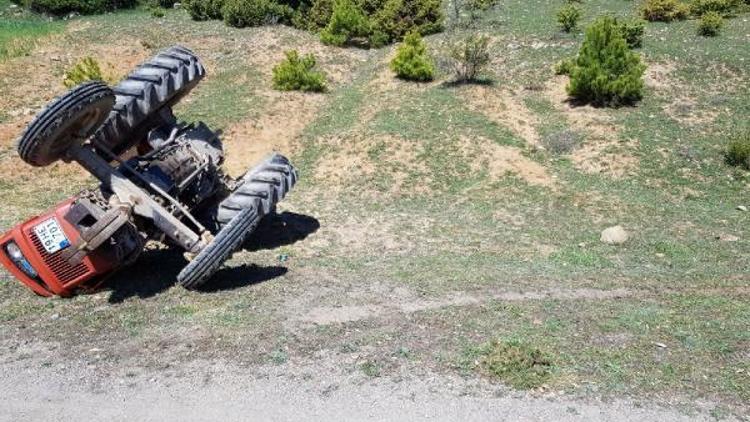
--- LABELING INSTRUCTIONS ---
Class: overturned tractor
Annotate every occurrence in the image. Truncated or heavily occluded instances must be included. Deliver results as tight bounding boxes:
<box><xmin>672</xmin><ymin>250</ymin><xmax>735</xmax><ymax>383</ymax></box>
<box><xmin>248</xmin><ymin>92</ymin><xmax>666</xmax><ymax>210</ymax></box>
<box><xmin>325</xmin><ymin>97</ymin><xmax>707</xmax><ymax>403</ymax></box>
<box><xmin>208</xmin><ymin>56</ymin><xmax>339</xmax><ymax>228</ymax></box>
<box><xmin>0</xmin><ymin>46</ymin><xmax>297</xmax><ymax>296</ymax></box>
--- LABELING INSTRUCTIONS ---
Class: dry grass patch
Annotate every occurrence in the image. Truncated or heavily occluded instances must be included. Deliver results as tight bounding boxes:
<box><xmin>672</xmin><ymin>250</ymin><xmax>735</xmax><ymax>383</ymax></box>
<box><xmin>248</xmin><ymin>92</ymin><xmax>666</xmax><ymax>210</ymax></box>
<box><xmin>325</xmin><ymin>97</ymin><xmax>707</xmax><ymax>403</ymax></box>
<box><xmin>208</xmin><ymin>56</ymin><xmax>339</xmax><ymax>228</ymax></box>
<box><xmin>545</xmin><ymin>76</ymin><xmax>639</xmax><ymax>178</ymax></box>
<box><xmin>223</xmin><ymin>91</ymin><xmax>327</xmax><ymax>176</ymax></box>
<box><xmin>459</xmin><ymin>135</ymin><xmax>554</xmax><ymax>187</ymax></box>
<box><xmin>459</xmin><ymin>85</ymin><xmax>542</xmax><ymax>148</ymax></box>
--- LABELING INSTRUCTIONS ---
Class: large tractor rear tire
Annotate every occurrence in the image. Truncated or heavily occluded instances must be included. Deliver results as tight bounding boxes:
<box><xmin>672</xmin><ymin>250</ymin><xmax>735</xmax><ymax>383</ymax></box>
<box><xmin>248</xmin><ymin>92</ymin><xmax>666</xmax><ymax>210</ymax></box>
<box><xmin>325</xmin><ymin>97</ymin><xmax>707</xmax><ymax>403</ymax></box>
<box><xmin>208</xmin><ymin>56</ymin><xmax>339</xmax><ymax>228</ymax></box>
<box><xmin>92</xmin><ymin>45</ymin><xmax>205</xmax><ymax>157</ymax></box>
<box><xmin>215</xmin><ymin>153</ymin><xmax>297</xmax><ymax>229</ymax></box>
<box><xmin>177</xmin><ymin>207</ymin><xmax>261</xmax><ymax>289</ymax></box>
<box><xmin>17</xmin><ymin>81</ymin><xmax>114</xmax><ymax>167</ymax></box>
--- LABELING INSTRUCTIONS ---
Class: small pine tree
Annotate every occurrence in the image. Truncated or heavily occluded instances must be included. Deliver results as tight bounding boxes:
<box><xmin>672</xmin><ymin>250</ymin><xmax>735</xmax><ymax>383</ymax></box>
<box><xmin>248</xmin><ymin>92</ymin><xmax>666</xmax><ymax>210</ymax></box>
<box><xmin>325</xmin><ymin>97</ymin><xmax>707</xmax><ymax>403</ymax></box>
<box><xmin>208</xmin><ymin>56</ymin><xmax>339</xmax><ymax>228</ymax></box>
<box><xmin>566</xmin><ymin>16</ymin><xmax>646</xmax><ymax>106</ymax></box>
<box><xmin>272</xmin><ymin>50</ymin><xmax>327</xmax><ymax>92</ymax></box>
<box><xmin>390</xmin><ymin>32</ymin><xmax>435</xmax><ymax>81</ymax></box>
<box><xmin>320</xmin><ymin>0</ymin><xmax>371</xmax><ymax>46</ymax></box>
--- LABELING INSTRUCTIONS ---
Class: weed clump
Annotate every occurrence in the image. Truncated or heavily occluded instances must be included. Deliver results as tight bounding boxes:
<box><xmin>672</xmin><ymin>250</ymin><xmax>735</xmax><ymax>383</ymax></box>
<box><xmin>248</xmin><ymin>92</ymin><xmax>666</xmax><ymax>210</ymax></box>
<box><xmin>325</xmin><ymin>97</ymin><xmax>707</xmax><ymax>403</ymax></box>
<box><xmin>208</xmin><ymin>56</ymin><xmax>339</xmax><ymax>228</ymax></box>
<box><xmin>557</xmin><ymin>4</ymin><xmax>582</xmax><ymax>33</ymax></box>
<box><xmin>272</xmin><ymin>50</ymin><xmax>327</xmax><ymax>92</ymax></box>
<box><xmin>698</xmin><ymin>11</ymin><xmax>723</xmax><ymax>35</ymax></box>
<box><xmin>63</xmin><ymin>57</ymin><xmax>104</xmax><ymax>88</ymax></box>
<box><xmin>566</xmin><ymin>16</ymin><xmax>646</xmax><ymax>106</ymax></box>
<box><xmin>725</xmin><ymin>132</ymin><xmax>750</xmax><ymax>170</ymax></box>
<box><xmin>390</xmin><ymin>31</ymin><xmax>435</xmax><ymax>81</ymax></box>
<box><xmin>543</xmin><ymin>130</ymin><xmax>580</xmax><ymax>154</ymax></box>
<box><xmin>446</xmin><ymin>34</ymin><xmax>490</xmax><ymax>83</ymax></box>
<box><xmin>641</xmin><ymin>0</ymin><xmax>690</xmax><ymax>21</ymax></box>
<box><xmin>481</xmin><ymin>340</ymin><xmax>554</xmax><ymax>389</ymax></box>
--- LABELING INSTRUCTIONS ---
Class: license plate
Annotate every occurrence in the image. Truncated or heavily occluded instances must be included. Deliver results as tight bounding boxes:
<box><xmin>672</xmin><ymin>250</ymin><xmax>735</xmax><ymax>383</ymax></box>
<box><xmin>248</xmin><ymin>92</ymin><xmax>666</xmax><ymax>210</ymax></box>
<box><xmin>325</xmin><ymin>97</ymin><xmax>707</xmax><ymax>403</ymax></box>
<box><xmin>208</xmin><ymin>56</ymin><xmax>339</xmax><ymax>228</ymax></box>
<box><xmin>33</xmin><ymin>218</ymin><xmax>70</xmax><ymax>254</ymax></box>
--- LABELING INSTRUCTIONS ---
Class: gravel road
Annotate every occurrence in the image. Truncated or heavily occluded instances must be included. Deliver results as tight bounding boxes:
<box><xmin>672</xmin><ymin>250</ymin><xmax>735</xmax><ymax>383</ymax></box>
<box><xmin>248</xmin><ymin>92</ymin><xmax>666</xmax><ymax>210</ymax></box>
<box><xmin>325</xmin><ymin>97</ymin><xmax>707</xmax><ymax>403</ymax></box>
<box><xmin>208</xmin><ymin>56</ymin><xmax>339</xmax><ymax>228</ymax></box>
<box><xmin>0</xmin><ymin>352</ymin><xmax>729</xmax><ymax>422</ymax></box>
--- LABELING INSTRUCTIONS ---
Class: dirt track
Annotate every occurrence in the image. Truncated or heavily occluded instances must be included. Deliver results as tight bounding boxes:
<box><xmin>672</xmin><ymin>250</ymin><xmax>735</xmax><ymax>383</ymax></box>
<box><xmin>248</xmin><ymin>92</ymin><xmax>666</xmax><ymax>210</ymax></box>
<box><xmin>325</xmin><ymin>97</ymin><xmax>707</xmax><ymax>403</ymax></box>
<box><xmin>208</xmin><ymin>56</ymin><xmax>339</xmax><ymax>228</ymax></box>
<box><xmin>0</xmin><ymin>353</ymin><xmax>726</xmax><ymax>422</ymax></box>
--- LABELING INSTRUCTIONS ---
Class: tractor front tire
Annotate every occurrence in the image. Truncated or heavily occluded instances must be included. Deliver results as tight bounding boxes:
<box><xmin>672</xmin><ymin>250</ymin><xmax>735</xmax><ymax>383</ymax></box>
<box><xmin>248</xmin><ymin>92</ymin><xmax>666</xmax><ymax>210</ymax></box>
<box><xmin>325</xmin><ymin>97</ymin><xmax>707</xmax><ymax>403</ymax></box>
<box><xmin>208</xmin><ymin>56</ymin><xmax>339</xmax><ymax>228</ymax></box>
<box><xmin>177</xmin><ymin>207</ymin><xmax>261</xmax><ymax>289</ymax></box>
<box><xmin>17</xmin><ymin>81</ymin><xmax>114</xmax><ymax>167</ymax></box>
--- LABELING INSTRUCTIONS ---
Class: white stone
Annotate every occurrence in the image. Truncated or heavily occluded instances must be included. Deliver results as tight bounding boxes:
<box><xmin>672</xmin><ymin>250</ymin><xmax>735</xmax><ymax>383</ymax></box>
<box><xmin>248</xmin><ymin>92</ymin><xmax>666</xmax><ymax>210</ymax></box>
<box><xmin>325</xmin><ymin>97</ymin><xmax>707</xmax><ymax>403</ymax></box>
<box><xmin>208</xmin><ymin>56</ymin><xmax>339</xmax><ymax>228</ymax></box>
<box><xmin>600</xmin><ymin>225</ymin><xmax>628</xmax><ymax>245</ymax></box>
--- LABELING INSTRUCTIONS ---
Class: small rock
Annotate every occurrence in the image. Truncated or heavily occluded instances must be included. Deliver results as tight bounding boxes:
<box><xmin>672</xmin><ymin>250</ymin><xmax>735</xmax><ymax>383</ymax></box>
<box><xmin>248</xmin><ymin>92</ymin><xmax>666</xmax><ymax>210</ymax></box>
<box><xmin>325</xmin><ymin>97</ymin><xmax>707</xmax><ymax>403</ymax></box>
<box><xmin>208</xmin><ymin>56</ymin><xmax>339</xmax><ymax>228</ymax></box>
<box><xmin>600</xmin><ymin>225</ymin><xmax>628</xmax><ymax>245</ymax></box>
<box><xmin>737</xmin><ymin>205</ymin><xmax>748</xmax><ymax>212</ymax></box>
<box><xmin>89</xmin><ymin>348</ymin><xmax>103</xmax><ymax>353</ymax></box>
<box><xmin>49</xmin><ymin>313</ymin><xmax>60</xmax><ymax>320</ymax></box>
<box><xmin>718</xmin><ymin>234</ymin><xmax>739</xmax><ymax>242</ymax></box>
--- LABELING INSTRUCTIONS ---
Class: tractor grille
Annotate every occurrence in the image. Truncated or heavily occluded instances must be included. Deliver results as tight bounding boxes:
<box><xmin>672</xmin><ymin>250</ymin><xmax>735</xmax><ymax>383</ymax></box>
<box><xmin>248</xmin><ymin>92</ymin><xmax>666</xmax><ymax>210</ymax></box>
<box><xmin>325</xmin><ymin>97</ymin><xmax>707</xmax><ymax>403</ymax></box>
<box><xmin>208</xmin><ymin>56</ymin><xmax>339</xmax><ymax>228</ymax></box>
<box><xmin>28</xmin><ymin>232</ymin><xmax>89</xmax><ymax>284</ymax></box>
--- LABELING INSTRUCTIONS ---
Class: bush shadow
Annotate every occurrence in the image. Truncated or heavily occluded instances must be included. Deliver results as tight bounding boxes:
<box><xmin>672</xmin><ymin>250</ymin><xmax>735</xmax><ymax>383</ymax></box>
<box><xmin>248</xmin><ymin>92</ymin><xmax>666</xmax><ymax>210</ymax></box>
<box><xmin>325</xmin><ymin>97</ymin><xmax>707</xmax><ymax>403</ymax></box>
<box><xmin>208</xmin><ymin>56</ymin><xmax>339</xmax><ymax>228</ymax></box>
<box><xmin>439</xmin><ymin>77</ymin><xmax>496</xmax><ymax>88</ymax></box>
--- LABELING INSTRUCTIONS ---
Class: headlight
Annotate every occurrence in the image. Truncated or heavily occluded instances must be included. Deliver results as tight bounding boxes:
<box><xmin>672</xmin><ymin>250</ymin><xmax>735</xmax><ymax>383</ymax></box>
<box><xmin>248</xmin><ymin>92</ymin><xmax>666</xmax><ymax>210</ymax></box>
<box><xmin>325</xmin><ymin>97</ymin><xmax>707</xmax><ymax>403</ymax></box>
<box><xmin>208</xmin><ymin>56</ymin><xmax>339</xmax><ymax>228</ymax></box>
<box><xmin>5</xmin><ymin>242</ymin><xmax>39</xmax><ymax>279</ymax></box>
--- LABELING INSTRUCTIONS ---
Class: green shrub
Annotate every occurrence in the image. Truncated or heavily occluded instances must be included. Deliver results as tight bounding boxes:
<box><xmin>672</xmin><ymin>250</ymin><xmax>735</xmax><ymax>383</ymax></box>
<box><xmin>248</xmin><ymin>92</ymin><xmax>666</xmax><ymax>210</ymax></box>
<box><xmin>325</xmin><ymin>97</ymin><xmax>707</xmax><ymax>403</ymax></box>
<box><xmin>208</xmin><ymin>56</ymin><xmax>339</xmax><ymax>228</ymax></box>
<box><xmin>698</xmin><ymin>11</ymin><xmax>723</xmax><ymax>35</ymax></box>
<box><xmin>557</xmin><ymin>4</ymin><xmax>581</xmax><ymax>32</ymax></box>
<box><xmin>618</xmin><ymin>19</ymin><xmax>646</xmax><ymax>48</ymax></box>
<box><xmin>725</xmin><ymin>132</ymin><xmax>750</xmax><ymax>170</ymax></box>
<box><xmin>390</xmin><ymin>31</ymin><xmax>435</xmax><ymax>81</ymax></box>
<box><xmin>183</xmin><ymin>0</ymin><xmax>225</xmax><ymax>20</ymax></box>
<box><xmin>301</xmin><ymin>0</ymin><xmax>334</xmax><ymax>29</ymax></box>
<box><xmin>63</xmin><ymin>57</ymin><xmax>104</xmax><ymax>88</ymax></box>
<box><xmin>641</xmin><ymin>0</ymin><xmax>690</xmax><ymax>21</ymax></box>
<box><xmin>567</xmin><ymin>16</ymin><xmax>646</xmax><ymax>106</ymax></box>
<box><xmin>370</xmin><ymin>0</ymin><xmax>444</xmax><ymax>45</ymax></box>
<box><xmin>690</xmin><ymin>0</ymin><xmax>740</xmax><ymax>15</ymax></box>
<box><xmin>222</xmin><ymin>0</ymin><xmax>293</xmax><ymax>27</ymax></box>
<box><xmin>554</xmin><ymin>57</ymin><xmax>575</xmax><ymax>75</ymax></box>
<box><xmin>272</xmin><ymin>50</ymin><xmax>327</xmax><ymax>92</ymax></box>
<box><xmin>447</xmin><ymin>33</ymin><xmax>490</xmax><ymax>82</ymax></box>
<box><xmin>320</xmin><ymin>0</ymin><xmax>371</xmax><ymax>46</ymax></box>
<box><xmin>25</xmin><ymin>0</ymin><xmax>137</xmax><ymax>15</ymax></box>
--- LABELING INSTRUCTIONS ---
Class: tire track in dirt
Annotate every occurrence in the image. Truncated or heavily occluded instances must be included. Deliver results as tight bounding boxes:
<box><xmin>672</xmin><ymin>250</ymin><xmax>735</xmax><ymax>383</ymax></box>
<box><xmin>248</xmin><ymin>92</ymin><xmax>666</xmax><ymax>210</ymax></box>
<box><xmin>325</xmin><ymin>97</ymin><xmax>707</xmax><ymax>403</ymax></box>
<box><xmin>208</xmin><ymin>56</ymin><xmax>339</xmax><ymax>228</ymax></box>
<box><xmin>290</xmin><ymin>285</ymin><xmax>750</xmax><ymax>326</ymax></box>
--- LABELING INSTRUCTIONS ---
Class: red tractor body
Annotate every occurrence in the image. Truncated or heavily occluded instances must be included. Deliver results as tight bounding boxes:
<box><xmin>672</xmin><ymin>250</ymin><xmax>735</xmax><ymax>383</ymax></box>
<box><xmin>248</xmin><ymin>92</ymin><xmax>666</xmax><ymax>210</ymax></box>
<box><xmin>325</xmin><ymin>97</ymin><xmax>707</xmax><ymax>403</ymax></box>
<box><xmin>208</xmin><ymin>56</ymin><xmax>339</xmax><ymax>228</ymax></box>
<box><xmin>0</xmin><ymin>199</ymin><xmax>118</xmax><ymax>297</ymax></box>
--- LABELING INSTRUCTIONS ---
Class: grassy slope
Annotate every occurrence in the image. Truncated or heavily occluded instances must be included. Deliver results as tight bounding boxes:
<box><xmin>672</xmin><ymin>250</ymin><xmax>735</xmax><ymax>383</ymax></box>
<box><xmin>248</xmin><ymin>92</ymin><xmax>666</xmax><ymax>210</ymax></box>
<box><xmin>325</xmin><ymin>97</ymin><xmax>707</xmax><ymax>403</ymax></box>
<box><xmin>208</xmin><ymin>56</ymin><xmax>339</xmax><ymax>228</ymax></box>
<box><xmin>0</xmin><ymin>0</ymin><xmax>64</xmax><ymax>61</ymax></box>
<box><xmin>0</xmin><ymin>0</ymin><xmax>748</xmax><ymax>416</ymax></box>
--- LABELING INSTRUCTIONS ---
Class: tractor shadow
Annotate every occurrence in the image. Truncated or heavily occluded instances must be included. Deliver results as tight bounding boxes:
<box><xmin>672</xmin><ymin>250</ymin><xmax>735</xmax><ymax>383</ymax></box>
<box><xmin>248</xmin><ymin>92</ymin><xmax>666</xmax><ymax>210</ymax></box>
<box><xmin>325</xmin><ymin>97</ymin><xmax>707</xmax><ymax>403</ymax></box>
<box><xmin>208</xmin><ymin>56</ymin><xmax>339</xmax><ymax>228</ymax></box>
<box><xmin>241</xmin><ymin>211</ymin><xmax>320</xmax><ymax>252</ymax></box>
<box><xmin>104</xmin><ymin>211</ymin><xmax>319</xmax><ymax>303</ymax></box>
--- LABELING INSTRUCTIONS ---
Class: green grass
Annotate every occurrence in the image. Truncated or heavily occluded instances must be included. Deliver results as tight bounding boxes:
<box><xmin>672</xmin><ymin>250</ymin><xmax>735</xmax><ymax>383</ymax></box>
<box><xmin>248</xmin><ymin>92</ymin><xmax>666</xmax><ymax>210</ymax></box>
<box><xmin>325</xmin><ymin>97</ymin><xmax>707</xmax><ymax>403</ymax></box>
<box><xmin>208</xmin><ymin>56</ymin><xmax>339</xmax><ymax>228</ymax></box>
<box><xmin>175</xmin><ymin>66</ymin><xmax>262</xmax><ymax>130</ymax></box>
<box><xmin>0</xmin><ymin>0</ymin><xmax>65</xmax><ymax>61</ymax></box>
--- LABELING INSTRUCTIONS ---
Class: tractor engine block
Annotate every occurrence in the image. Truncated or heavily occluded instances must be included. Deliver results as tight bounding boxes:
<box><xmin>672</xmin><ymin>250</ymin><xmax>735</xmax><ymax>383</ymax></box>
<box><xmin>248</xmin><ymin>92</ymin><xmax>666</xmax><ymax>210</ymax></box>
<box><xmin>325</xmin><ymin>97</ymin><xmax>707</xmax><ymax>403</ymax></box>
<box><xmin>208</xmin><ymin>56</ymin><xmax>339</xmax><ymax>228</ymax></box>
<box><xmin>131</xmin><ymin>122</ymin><xmax>226</xmax><ymax>210</ymax></box>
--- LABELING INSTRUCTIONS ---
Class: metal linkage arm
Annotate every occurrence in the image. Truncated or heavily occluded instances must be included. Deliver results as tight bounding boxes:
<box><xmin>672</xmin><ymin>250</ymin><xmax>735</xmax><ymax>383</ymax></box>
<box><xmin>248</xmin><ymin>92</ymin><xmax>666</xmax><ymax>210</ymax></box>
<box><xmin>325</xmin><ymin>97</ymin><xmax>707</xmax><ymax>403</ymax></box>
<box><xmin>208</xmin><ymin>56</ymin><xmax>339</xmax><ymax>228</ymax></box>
<box><xmin>69</xmin><ymin>145</ymin><xmax>205</xmax><ymax>254</ymax></box>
